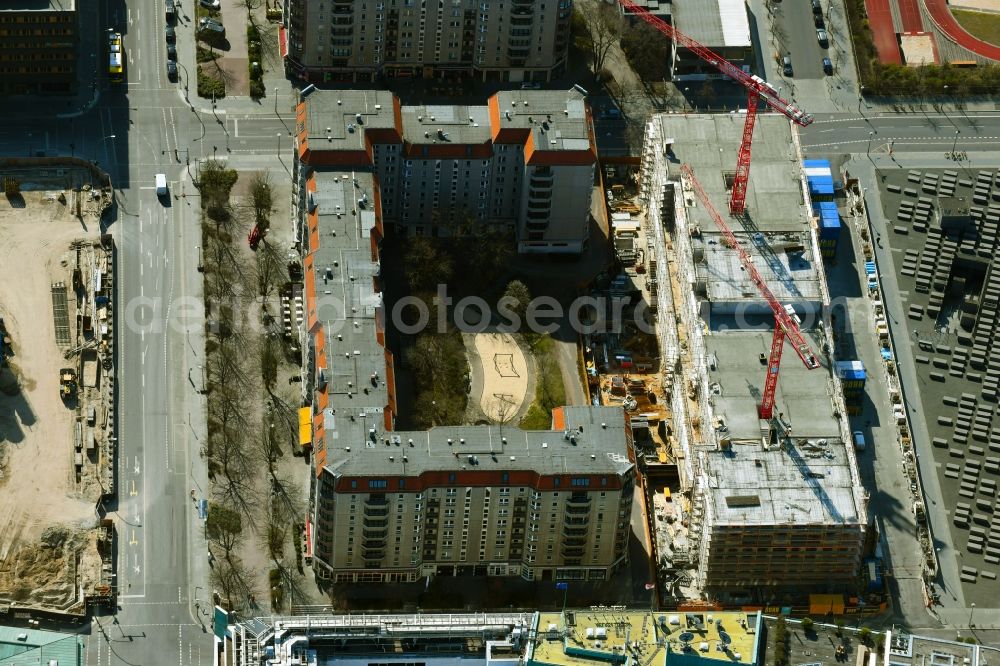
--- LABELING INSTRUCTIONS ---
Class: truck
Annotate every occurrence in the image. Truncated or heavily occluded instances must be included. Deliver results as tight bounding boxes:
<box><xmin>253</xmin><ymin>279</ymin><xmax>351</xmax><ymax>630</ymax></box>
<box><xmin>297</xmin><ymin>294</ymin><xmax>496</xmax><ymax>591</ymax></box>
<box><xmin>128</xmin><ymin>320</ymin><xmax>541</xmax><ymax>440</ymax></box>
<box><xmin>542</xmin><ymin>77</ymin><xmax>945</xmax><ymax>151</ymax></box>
<box><xmin>59</xmin><ymin>368</ymin><xmax>78</xmax><ymax>400</ymax></box>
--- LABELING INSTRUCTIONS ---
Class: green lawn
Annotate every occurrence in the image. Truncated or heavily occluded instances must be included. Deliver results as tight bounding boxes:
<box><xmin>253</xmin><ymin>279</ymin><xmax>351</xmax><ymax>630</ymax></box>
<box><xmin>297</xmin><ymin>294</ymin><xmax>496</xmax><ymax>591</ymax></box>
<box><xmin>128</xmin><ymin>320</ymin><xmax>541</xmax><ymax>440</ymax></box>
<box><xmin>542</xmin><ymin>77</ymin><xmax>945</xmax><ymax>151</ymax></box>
<box><xmin>519</xmin><ymin>335</ymin><xmax>567</xmax><ymax>430</ymax></box>
<box><xmin>953</xmin><ymin>9</ymin><xmax>1000</xmax><ymax>47</ymax></box>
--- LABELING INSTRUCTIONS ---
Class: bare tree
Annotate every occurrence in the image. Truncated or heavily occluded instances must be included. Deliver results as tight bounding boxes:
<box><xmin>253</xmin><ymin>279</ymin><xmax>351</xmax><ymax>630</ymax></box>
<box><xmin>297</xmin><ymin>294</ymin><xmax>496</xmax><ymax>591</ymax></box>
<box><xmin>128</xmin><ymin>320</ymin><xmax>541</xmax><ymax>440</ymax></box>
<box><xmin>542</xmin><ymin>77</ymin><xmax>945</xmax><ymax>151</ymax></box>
<box><xmin>210</xmin><ymin>554</ymin><xmax>257</xmax><ymax>613</ymax></box>
<box><xmin>254</xmin><ymin>239</ymin><xmax>284</xmax><ymax>299</ymax></box>
<box><xmin>247</xmin><ymin>171</ymin><xmax>273</xmax><ymax>229</ymax></box>
<box><xmin>578</xmin><ymin>3</ymin><xmax>625</xmax><ymax>76</ymax></box>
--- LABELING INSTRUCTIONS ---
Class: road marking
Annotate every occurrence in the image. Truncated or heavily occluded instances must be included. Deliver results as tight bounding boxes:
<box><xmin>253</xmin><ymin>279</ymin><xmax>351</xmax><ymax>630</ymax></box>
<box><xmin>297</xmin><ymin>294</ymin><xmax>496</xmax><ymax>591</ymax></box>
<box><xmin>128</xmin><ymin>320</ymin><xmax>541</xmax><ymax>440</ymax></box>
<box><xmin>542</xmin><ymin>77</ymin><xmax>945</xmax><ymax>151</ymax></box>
<box><xmin>134</xmin><ymin>456</ymin><xmax>141</xmax><ymax>474</ymax></box>
<box><xmin>130</xmin><ymin>529</ymin><xmax>138</xmax><ymax>545</ymax></box>
<box><xmin>234</xmin><ymin>118</ymin><xmax>239</xmax><ymax>137</ymax></box>
<box><xmin>130</xmin><ymin>480</ymin><xmax>137</xmax><ymax>496</ymax></box>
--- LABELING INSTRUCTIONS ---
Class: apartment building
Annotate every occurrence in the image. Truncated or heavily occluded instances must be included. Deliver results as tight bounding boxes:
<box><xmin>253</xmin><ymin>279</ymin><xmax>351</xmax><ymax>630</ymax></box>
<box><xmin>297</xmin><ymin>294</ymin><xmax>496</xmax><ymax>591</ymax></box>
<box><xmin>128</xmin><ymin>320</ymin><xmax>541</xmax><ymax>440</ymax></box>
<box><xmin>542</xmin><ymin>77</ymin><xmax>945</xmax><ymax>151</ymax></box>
<box><xmin>641</xmin><ymin>113</ymin><xmax>867</xmax><ymax>599</ymax></box>
<box><xmin>284</xmin><ymin>0</ymin><xmax>572</xmax><ymax>84</ymax></box>
<box><xmin>296</xmin><ymin>168</ymin><xmax>635</xmax><ymax>584</ymax></box>
<box><xmin>294</xmin><ymin>88</ymin><xmax>596</xmax><ymax>253</ymax></box>
<box><xmin>0</xmin><ymin>0</ymin><xmax>78</xmax><ymax>95</ymax></box>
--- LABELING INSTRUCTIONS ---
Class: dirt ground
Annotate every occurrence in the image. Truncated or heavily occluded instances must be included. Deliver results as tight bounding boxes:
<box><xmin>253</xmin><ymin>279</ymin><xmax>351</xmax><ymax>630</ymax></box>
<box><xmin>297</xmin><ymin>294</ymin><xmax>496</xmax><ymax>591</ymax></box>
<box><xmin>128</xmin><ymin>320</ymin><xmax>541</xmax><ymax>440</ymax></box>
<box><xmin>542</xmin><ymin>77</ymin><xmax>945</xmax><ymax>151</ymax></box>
<box><xmin>470</xmin><ymin>332</ymin><xmax>532</xmax><ymax>422</ymax></box>
<box><xmin>0</xmin><ymin>189</ymin><xmax>104</xmax><ymax>607</ymax></box>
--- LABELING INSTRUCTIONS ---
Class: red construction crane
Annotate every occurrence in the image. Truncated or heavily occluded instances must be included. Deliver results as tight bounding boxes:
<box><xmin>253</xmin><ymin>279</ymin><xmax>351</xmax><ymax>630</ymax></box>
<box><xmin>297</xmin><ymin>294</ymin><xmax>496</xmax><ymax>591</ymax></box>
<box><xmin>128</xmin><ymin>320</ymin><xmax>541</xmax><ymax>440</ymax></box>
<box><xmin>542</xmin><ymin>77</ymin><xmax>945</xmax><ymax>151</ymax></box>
<box><xmin>617</xmin><ymin>0</ymin><xmax>813</xmax><ymax>216</ymax></box>
<box><xmin>681</xmin><ymin>164</ymin><xmax>819</xmax><ymax>419</ymax></box>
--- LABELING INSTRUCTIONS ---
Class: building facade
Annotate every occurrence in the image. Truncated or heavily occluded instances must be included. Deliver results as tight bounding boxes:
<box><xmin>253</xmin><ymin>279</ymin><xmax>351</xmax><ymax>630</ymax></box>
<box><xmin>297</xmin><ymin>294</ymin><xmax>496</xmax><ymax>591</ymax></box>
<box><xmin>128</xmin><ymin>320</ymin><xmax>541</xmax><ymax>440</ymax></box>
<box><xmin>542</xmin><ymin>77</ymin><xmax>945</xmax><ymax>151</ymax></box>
<box><xmin>284</xmin><ymin>0</ymin><xmax>572</xmax><ymax>83</ymax></box>
<box><xmin>0</xmin><ymin>0</ymin><xmax>78</xmax><ymax>95</ymax></box>
<box><xmin>295</xmin><ymin>156</ymin><xmax>632</xmax><ymax>585</ymax></box>
<box><xmin>294</xmin><ymin>88</ymin><xmax>596</xmax><ymax>253</ymax></box>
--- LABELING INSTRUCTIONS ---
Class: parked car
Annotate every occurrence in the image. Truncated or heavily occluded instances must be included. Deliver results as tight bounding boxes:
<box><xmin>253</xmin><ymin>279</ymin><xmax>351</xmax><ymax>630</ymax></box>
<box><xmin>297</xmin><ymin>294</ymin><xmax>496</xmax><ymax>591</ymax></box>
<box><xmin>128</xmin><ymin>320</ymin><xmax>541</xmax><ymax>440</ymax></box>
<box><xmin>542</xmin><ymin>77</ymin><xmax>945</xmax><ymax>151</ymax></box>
<box><xmin>782</xmin><ymin>55</ymin><xmax>793</xmax><ymax>77</ymax></box>
<box><xmin>167</xmin><ymin>43</ymin><xmax>177</xmax><ymax>60</ymax></box>
<box><xmin>520</xmin><ymin>81</ymin><xmax>541</xmax><ymax>89</ymax></box>
<box><xmin>165</xmin><ymin>25</ymin><xmax>176</xmax><ymax>42</ymax></box>
<box><xmin>167</xmin><ymin>60</ymin><xmax>178</xmax><ymax>81</ymax></box>
<box><xmin>199</xmin><ymin>17</ymin><xmax>225</xmax><ymax>34</ymax></box>
<box><xmin>812</xmin><ymin>0</ymin><xmax>823</xmax><ymax>14</ymax></box>
<box><xmin>814</xmin><ymin>14</ymin><xmax>825</xmax><ymax>28</ymax></box>
<box><xmin>853</xmin><ymin>430</ymin><xmax>867</xmax><ymax>451</ymax></box>
<box><xmin>199</xmin><ymin>0</ymin><xmax>221</xmax><ymax>8</ymax></box>
<box><xmin>822</xmin><ymin>57</ymin><xmax>833</xmax><ymax>75</ymax></box>
<box><xmin>165</xmin><ymin>0</ymin><xmax>175</xmax><ymax>19</ymax></box>
<box><xmin>817</xmin><ymin>29</ymin><xmax>829</xmax><ymax>48</ymax></box>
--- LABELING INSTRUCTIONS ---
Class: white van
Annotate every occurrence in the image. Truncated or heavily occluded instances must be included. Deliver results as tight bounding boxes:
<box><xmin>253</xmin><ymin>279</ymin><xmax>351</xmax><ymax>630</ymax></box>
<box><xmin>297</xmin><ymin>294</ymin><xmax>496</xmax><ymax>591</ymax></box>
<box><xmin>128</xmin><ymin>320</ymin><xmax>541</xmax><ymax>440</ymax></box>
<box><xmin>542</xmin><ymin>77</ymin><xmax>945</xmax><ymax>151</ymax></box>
<box><xmin>155</xmin><ymin>173</ymin><xmax>168</xmax><ymax>197</ymax></box>
<box><xmin>853</xmin><ymin>430</ymin><xmax>866</xmax><ymax>451</ymax></box>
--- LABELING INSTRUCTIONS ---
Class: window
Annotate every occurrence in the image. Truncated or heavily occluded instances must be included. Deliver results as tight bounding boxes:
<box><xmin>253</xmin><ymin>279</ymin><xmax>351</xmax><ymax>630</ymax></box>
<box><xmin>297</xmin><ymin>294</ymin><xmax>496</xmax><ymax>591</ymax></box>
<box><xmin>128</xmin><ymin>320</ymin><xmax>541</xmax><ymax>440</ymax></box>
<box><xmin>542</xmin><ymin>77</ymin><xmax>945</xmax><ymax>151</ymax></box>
<box><xmin>369</xmin><ymin>479</ymin><xmax>388</xmax><ymax>489</ymax></box>
<box><xmin>571</xmin><ymin>478</ymin><xmax>590</xmax><ymax>487</ymax></box>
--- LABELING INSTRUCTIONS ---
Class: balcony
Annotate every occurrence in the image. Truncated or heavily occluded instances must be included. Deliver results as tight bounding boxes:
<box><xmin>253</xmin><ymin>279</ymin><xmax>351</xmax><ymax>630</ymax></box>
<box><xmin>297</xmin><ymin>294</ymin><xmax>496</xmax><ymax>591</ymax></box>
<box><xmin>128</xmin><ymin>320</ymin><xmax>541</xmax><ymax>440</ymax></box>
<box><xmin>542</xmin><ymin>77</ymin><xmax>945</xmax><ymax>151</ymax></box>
<box><xmin>563</xmin><ymin>526</ymin><xmax>588</xmax><ymax>537</ymax></box>
<box><xmin>529</xmin><ymin>175</ymin><xmax>553</xmax><ymax>189</ymax></box>
<box><xmin>562</xmin><ymin>535</ymin><xmax>587</xmax><ymax>546</ymax></box>
<box><xmin>566</xmin><ymin>505</ymin><xmax>591</xmax><ymax>515</ymax></box>
<box><xmin>561</xmin><ymin>547</ymin><xmax>585</xmax><ymax>558</ymax></box>
<box><xmin>363</xmin><ymin>518</ymin><xmax>388</xmax><ymax>529</ymax></box>
<box><xmin>567</xmin><ymin>493</ymin><xmax>591</xmax><ymax>505</ymax></box>
<box><xmin>362</xmin><ymin>548</ymin><xmax>385</xmax><ymax>560</ymax></box>
<box><xmin>364</xmin><ymin>506</ymin><xmax>389</xmax><ymax>518</ymax></box>
<box><xmin>564</xmin><ymin>516</ymin><xmax>589</xmax><ymax>526</ymax></box>
<box><xmin>363</xmin><ymin>527</ymin><xmax>388</xmax><ymax>539</ymax></box>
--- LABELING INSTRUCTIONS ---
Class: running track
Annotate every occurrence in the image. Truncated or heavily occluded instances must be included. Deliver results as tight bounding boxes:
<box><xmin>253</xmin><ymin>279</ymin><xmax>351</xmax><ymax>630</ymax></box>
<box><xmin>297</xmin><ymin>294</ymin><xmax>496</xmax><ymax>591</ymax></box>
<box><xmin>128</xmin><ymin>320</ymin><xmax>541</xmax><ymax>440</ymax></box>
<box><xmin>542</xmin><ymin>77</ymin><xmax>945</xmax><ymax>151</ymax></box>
<box><xmin>865</xmin><ymin>0</ymin><xmax>903</xmax><ymax>64</ymax></box>
<box><xmin>924</xmin><ymin>0</ymin><xmax>1000</xmax><ymax>61</ymax></box>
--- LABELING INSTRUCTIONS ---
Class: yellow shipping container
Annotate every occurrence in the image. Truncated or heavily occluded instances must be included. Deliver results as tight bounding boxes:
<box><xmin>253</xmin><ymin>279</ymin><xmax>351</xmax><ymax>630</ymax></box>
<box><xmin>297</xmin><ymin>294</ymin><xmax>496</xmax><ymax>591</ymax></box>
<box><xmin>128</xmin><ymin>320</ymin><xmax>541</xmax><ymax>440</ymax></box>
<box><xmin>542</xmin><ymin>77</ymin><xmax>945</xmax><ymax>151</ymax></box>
<box><xmin>298</xmin><ymin>407</ymin><xmax>313</xmax><ymax>449</ymax></box>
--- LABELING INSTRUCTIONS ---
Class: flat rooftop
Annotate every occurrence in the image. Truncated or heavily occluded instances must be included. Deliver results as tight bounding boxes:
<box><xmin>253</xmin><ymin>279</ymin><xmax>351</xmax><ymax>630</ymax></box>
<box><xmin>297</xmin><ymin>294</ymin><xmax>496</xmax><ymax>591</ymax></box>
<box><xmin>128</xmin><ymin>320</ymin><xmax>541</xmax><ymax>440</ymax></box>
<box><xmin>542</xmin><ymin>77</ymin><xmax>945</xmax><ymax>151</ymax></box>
<box><xmin>705</xmin><ymin>332</ymin><xmax>838</xmax><ymax>441</ymax></box>
<box><xmin>671</xmin><ymin>0</ymin><xmax>750</xmax><ymax>48</ymax></box>
<box><xmin>665</xmin><ymin>115</ymin><xmax>806</xmax><ymax>234</ymax></box>
<box><xmin>323</xmin><ymin>405</ymin><xmax>635</xmax><ymax>479</ymax></box>
<box><xmin>665</xmin><ymin>114</ymin><xmax>820</xmax><ymax>305</ymax></box>
<box><xmin>300</xmin><ymin>89</ymin><xmax>592</xmax><ymax>155</ymax></box>
<box><xmin>702</xmin><ymin>333</ymin><xmax>863</xmax><ymax>527</ymax></box>
<box><xmin>886</xmin><ymin>631</ymin><xmax>981</xmax><ymax>666</ymax></box>
<box><xmin>529</xmin><ymin>611</ymin><xmax>760</xmax><ymax>666</ymax></box>
<box><xmin>311</xmin><ymin>170</ymin><xmax>388</xmax><ymax>412</ymax></box>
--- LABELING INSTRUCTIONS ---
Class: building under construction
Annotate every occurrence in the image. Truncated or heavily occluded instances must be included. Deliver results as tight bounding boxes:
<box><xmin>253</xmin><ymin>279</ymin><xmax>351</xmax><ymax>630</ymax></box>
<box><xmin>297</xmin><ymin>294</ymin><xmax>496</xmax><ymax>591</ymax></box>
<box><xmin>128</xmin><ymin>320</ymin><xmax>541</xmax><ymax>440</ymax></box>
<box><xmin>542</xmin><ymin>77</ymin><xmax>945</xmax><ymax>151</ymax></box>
<box><xmin>639</xmin><ymin>113</ymin><xmax>868</xmax><ymax>602</ymax></box>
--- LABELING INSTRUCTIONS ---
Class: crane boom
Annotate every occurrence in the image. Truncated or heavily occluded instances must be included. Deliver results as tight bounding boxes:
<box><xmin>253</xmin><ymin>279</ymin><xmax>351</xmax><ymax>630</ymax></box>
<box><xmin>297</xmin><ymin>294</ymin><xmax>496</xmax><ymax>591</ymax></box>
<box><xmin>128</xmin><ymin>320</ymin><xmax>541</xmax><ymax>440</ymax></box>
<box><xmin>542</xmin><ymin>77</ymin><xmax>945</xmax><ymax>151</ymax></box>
<box><xmin>729</xmin><ymin>92</ymin><xmax>758</xmax><ymax>216</ymax></box>
<box><xmin>617</xmin><ymin>0</ymin><xmax>813</xmax><ymax>127</ymax></box>
<box><xmin>760</xmin><ymin>325</ymin><xmax>785</xmax><ymax>419</ymax></box>
<box><xmin>681</xmin><ymin>164</ymin><xmax>819</xmax><ymax>371</ymax></box>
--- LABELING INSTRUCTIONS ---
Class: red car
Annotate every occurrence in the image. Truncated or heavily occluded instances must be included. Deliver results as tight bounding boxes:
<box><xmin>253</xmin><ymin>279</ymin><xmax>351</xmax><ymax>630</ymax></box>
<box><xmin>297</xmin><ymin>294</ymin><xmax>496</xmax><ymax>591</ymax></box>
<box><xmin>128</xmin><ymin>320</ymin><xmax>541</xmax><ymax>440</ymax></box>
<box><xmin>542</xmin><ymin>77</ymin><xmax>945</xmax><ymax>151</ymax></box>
<box><xmin>248</xmin><ymin>224</ymin><xmax>262</xmax><ymax>250</ymax></box>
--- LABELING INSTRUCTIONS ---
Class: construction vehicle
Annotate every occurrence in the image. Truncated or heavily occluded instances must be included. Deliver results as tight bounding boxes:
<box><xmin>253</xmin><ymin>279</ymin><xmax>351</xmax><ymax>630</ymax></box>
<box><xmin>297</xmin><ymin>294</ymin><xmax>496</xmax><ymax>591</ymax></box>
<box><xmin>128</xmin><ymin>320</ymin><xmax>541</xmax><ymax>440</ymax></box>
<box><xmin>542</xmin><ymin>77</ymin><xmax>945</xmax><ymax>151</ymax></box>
<box><xmin>617</xmin><ymin>0</ymin><xmax>813</xmax><ymax>215</ymax></box>
<box><xmin>59</xmin><ymin>367</ymin><xmax>78</xmax><ymax>399</ymax></box>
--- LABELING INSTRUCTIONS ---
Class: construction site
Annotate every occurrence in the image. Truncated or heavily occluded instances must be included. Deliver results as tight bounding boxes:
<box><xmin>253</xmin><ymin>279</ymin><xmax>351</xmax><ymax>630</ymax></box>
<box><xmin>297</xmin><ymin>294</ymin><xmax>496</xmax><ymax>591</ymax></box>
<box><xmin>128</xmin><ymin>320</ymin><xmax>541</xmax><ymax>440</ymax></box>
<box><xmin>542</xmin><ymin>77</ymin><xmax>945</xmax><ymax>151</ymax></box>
<box><xmin>612</xmin><ymin>112</ymin><xmax>870</xmax><ymax>607</ymax></box>
<box><xmin>0</xmin><ymin>176</ymin><xmax>117</xmax><ymax>617</ymax></box>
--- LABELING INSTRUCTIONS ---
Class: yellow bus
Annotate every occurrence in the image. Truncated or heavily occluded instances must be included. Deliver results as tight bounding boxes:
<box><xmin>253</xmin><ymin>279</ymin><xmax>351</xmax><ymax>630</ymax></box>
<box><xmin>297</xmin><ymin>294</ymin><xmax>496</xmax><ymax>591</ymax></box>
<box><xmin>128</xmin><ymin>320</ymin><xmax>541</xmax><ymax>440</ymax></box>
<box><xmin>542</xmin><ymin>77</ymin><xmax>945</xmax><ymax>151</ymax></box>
<box><xmin>109</xmin><ymin>52</ymin><xmax>124</xmax><ymax>83</ymax></box>
<box><xmin>108</xmin><ymin>30</ymin><xmax>124</xmax><ymax>83</ymax></box>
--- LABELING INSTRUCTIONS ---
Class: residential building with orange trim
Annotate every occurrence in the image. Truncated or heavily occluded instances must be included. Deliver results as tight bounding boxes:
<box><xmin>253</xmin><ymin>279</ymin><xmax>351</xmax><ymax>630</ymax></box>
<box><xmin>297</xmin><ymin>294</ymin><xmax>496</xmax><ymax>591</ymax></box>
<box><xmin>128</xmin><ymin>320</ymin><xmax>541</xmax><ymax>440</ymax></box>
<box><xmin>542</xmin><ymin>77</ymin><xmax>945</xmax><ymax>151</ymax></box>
<box><xmin>283</xmin><ymin>0</ymin><xmax>572</xmax><ymax>84</ymax></box>
<box><xmin>295</xmin><ymin>135</ymin><xmax>635</xmax><ymax>585</ymax></box>
<box><xmin>294</xmin><ymin>87</ymin><xmax>596</xmax><ymax>254</ymax></box>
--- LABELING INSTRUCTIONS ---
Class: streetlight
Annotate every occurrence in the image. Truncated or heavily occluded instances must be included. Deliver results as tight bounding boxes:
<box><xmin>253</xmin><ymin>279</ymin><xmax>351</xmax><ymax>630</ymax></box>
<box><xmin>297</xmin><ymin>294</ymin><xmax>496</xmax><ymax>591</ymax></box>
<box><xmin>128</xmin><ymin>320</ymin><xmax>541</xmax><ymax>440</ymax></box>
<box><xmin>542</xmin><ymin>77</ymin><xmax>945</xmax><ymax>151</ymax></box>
<box><xmin>276</xmin><ymin>132</ymin><xmax>282</xmax><ymax>154</ymax></box>
<box><xmin>969</xmin><ymin>602</ymin><xmax>976</xmax><ymax>628</ymax></box>
<box><xmin>952</xmin><ymin>129</ymin><xmax>960</xmax><ymax>158</ymax></box>
<box><xmin>274</xmin><ymin>87</ymin><xmax>279</xmax><ymax>115</ymax></box>
<box><xmin>858</xmin><ymin>84</ymin><xmax>866</xmax><ymax>113</ymax></box>
<box><xmin>867</xmin><ymin>131</ymin><xmax>874</xmax><ymax>156</ymax></box>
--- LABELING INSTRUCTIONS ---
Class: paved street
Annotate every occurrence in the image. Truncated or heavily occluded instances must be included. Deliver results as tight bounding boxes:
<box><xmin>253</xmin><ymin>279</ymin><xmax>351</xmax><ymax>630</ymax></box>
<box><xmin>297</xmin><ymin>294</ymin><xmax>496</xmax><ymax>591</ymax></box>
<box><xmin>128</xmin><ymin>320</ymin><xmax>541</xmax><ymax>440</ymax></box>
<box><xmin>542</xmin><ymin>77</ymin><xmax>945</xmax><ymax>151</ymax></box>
<box><xmin>802</xmin><ymin>110</ymin><xmax>1000</xmax><ymax>155</ymax></box>
<box><xmin>0</xmin><ymin>0</ymin><xmax>294</xmax><ymax>662</ymax></box>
